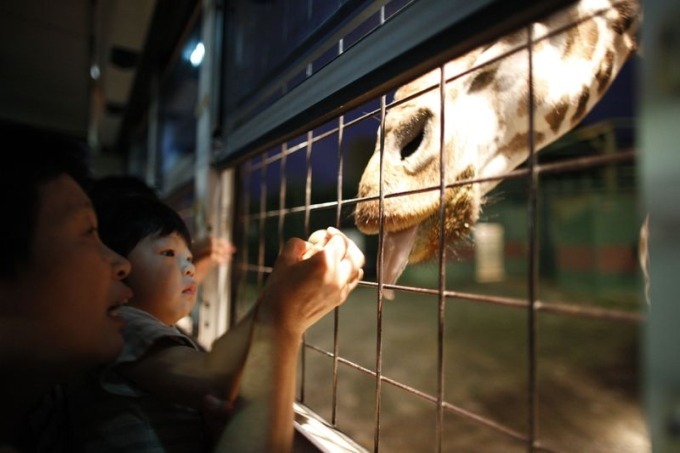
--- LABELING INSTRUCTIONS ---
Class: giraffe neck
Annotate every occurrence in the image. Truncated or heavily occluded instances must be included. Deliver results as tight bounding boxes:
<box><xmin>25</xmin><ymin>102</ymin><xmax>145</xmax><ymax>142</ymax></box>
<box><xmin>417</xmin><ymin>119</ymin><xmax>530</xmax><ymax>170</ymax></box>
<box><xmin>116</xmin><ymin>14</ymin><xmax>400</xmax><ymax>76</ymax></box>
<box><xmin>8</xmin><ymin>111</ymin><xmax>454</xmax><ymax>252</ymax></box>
<box><xmin>449</xmin><ymin>0</ymin><xmax>639</xmax><ymax>195</ymax></box>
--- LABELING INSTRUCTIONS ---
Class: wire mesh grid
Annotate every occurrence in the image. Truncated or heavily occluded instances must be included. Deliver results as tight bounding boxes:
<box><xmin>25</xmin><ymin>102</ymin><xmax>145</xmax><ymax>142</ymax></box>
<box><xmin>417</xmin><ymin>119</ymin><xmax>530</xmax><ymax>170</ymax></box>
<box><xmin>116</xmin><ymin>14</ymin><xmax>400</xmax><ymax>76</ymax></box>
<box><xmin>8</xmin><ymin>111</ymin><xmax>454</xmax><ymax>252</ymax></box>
<box><xmin>229</xmin><ymin>4</ymin><xmax>646</xmax><ymax>452</ymax></box>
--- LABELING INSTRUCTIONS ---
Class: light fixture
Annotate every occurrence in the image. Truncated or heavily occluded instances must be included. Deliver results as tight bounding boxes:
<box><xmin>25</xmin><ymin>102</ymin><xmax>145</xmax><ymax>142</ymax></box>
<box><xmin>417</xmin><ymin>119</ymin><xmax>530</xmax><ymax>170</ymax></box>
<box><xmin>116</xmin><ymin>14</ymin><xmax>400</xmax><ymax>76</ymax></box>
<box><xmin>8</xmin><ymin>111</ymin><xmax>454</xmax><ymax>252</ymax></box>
<box><xmin>90</xmin><ymin>64</ymin><xmax>100</xmax><ymax>80</ymax></box>
<box><xmin>189</xmin><ymin>42</ymin><xmax>205</xmax><ymax>67</ymax></box>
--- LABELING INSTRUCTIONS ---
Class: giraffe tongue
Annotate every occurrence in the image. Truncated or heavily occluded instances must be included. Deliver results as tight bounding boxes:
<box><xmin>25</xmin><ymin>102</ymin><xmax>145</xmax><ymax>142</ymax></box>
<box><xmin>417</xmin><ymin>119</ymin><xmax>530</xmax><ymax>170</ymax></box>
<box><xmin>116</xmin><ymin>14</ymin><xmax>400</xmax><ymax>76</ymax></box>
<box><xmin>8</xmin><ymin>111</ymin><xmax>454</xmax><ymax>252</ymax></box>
<box><xmin>381</xmin><ymin>226</ymin><xmax>418</xmax><ymax>300</ymax></box>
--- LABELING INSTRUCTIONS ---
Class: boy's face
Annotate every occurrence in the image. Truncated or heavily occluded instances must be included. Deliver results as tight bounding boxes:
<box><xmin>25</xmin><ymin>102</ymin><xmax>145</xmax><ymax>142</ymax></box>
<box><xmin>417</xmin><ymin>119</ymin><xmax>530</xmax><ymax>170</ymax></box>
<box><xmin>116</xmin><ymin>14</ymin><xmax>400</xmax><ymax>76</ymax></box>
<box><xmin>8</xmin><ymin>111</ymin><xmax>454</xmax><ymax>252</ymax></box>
<box><xmin>125</xmin><ymin>232</ymin><xmax>197</xmax><ymax>325</ymax></box>
<box><xmin>3</xmin><ymin>175</ymin><xmax>133</xmax><ymax>368</ymax></box>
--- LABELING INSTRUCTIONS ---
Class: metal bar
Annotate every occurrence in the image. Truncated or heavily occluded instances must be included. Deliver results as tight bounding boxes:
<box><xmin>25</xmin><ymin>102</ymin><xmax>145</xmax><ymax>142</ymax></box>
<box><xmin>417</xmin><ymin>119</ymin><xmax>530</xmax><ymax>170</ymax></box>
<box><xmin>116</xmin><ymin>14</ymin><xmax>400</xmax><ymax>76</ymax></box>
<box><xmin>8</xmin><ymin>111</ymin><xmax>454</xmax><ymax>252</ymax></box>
<box><xmin>300</xmin><ymin>131</ymin><xmax>314</xmax><ymax>405</ymax></box>
<box><xmin>436</xmin><ymin>64</ymin><xmax>448</xmax><ymax>453</ymax></box>
<box><xmin>355</xmin><ymin>281</ymin><xmax>644</xmax><ymax>322</ymax></box>
<box><xmin>278</xmin><ymin>144</ymin><xmax>288</xmax><ymax>255</ymax></box>
<box><xmin>246</xmin><ymin>128</ymin><xmax>339</xmax><ymax>172</ymax></box>
<box><xmin>332</xmin><ymin>38</ymin><xmax>348</xmax><ymax>426</ymax></box>
<box><xmin>332</xmin><ymin>114</ymin><xmax>346</xmax><ymax>427</ymax></box>
<box><xmin>373</xmin><ymin>94</ymin><xmax>388</xmax><ymax>453</ymax></box>
<box><xmin>235</xmin><ymin>162</ymin><xmax>251</xmax><ymax>324</ymax></box>
<box><xmin>305</xmin><ymin>131</ymin><xmax>313</xmax><ymax>236</ymax></box>
<box><xmin>257</xmin><ymin>157</ymin><xmax>267</xmax><ymax>296</ymax></box>
<box><xmin>233</xmin><ymin>272</ymin><xmax>643</xmax><ymax>324</ymax></box>
<box><xmin>526</xmin><ymin>23</ymin><xmax>539</xmax><ymax>451</ymax></box>
<box><xmin>237</xmin><ymin>148</ymin><xmax>636</xmax><ymax>224</ymax></box>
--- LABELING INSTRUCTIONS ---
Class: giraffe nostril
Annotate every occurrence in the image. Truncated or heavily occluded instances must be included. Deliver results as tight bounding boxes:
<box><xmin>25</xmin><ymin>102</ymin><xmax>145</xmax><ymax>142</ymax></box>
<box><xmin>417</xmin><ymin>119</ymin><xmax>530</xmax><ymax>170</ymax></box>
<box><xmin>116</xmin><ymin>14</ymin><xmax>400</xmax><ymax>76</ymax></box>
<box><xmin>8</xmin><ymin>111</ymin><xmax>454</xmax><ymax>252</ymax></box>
<box><xmin>401</xmin><ymin>129</ymin><xmax>424</xmax><ymax>160</ymax></box>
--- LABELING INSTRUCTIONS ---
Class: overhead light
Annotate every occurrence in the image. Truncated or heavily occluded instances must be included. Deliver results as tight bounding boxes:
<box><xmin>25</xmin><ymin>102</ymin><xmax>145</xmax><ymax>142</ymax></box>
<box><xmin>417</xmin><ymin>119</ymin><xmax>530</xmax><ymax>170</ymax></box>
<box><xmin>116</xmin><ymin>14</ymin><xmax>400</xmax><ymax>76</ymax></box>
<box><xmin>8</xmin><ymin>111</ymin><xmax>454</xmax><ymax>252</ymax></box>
<box><xmin>189</xmin><ymin>42</ymin><xmax>205</xmax><ymax>67</ymax></box>
<box><xmin>90</xmin><ymin>64</ymin><xmax>100</xmax><ymax>80</ymax></box>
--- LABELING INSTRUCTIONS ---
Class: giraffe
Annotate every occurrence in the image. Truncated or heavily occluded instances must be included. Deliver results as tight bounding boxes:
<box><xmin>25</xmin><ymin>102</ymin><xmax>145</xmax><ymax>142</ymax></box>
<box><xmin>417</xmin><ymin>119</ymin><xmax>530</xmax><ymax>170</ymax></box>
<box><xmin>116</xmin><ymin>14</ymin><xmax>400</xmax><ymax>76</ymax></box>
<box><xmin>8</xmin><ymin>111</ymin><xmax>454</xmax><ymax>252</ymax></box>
<box><xmin>354</xmin><ymin>0</ymin><xmax>640</xmax><ymax>294</ymax></box>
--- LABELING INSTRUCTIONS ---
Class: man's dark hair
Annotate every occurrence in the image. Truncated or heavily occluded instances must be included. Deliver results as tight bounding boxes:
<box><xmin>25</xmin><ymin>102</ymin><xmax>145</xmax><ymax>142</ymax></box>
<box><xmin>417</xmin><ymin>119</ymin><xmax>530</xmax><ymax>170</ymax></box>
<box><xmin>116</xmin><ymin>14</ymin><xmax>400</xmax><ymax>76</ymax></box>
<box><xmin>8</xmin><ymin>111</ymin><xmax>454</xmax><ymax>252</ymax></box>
<box><xmin>87</xmin><ymin>175</ymin><xmax>159</xmax><ymax>203</ymax></box>
<box><xmin>94</xmin><ymin>196</ymin><xmax>192</xmax><ymax>258</ymax></box>
<box><xmin>0</xmin><ymin>121</ymin><xmax>90</xmax><ymax>279</ymax></box>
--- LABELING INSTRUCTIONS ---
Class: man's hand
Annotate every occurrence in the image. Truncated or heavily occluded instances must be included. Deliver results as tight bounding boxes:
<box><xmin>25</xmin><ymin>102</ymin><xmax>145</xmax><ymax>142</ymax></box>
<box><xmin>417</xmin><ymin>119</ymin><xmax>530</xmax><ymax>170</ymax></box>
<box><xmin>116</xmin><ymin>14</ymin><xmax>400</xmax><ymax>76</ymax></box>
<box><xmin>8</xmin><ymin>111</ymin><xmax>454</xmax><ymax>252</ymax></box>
<box><xmin>258</xmin><ymin>227</ymin><xmax>365</xmax><ymax>337</ymax></box>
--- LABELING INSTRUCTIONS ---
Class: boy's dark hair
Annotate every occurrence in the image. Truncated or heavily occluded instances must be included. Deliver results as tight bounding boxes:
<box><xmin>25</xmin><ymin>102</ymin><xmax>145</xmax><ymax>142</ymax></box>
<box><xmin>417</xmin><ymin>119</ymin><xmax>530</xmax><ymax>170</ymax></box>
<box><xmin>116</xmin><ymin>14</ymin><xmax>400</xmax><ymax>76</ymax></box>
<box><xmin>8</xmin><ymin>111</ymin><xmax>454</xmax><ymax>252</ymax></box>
<box><xmin>0</xmin><ymin>121</ymin><xmax>90</xmax><ymax>279</ymax></box>
<box><xmin>94</xmin><ymin>195</ymin><xmax>192</xmax><ymax>258</ymax></box>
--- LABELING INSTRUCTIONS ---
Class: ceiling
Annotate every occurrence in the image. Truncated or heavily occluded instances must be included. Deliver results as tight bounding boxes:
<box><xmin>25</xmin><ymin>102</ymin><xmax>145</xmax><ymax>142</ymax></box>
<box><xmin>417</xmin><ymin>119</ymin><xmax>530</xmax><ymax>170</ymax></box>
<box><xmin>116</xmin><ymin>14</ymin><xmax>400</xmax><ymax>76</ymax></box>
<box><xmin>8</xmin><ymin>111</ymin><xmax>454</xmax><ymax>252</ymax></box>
<box><xmin>0</xmin><ymin>0</ymin><xmax>158</xmax><ymax>172</ymax></box>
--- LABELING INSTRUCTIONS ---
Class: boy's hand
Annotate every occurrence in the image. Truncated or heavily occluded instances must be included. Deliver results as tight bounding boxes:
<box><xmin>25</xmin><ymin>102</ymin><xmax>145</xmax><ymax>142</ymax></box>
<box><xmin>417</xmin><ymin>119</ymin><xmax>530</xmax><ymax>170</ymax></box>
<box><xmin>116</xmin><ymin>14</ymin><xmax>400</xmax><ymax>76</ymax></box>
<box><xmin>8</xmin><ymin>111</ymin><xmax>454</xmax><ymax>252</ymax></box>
<box><xmin>193</xmin><ymin>236</ymin><xmax>237</xmax><ymax>282</ymax></box>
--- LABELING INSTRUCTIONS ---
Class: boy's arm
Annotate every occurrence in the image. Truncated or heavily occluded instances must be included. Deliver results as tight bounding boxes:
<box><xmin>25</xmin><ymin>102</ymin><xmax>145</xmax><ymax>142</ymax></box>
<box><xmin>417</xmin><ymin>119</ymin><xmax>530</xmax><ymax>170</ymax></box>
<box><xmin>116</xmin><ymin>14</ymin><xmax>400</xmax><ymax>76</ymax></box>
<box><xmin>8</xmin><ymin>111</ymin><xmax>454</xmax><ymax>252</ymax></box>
<box><xmin>192</xmin><ymin>236</ymin><xmax>236</xmax><ymax>284</ymax></box>
<box><xmin>117</xmin><ymin>307</ymin><xmax>257</xmax><ymax>410</ymax></box>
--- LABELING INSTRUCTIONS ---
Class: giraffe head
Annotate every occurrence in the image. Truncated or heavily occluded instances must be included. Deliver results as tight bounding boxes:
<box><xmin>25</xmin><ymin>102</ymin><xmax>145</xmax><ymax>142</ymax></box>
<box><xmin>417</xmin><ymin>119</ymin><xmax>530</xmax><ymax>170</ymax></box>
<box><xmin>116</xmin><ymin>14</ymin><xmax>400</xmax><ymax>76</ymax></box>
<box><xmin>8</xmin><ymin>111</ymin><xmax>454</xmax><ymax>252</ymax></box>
<box><xmin>353</xmin><ymin>0</ymin><xmax>640</xmax><ymax>292</ymax></box>
<box><xmin>354</xmin><ymin>67</ymin><xmax>483</xmax><ymax>288</ymax></box>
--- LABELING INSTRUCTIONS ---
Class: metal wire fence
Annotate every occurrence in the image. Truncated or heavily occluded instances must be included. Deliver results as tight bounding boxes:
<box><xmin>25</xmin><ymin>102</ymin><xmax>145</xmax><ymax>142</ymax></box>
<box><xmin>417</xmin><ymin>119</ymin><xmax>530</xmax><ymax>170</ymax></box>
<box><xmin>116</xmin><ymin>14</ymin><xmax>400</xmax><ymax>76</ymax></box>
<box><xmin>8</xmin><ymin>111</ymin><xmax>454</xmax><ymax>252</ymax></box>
<box><xmin>229</xmin><ymin>4</ymin><xmax>646</xmax><ymax>451</ymax></box>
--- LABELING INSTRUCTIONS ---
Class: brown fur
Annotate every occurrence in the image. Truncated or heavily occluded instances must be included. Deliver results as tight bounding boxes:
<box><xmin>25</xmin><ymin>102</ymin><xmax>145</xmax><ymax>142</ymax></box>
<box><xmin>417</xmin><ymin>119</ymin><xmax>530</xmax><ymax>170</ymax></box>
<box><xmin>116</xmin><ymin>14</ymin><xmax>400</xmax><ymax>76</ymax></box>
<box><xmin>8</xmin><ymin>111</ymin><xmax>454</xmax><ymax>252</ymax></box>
<box><xmin>596</xmin><ymin>49</ymin><xmax>616</xmax><ymax>95</ymax></box>
<box><xmin>468</xmin><ymin>69</ymin><xmax>497</xmax><ymax>93</ymax></box>
<box><xmin>545</xmin><ymin>97</ymin><xmax>571</xmax><ymax>133</ymax></box>
<box><xmin>571</xmin><ymin>86</ymin><xmax>592</xmax><ymax>124</ymax></box>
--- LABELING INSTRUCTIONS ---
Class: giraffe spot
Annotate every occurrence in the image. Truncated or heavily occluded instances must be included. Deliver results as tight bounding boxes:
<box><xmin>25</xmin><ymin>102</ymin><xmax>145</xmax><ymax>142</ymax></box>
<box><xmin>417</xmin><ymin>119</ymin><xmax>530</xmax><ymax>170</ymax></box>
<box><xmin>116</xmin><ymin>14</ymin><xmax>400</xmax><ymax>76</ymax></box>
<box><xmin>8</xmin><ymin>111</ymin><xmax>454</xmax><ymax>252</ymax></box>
<box><xmin>516</xmin><ymin>100</ymin><xmax>528</xmax><ymax>119</ymax></box>
<box><xmin>611</xmin><ymin>2</ymin><xmax>637</xmax><ymax>35</ymax></box>
<box><xmin>535</xmin><ymin>131</ymin><xmax>546</xmax><ymax>146</ymax></box>
<box><xmin>501</xmin><ymin>28</ymin><xmax>527</xmax><ymax>47</ymax></box>
<box><xmin>571</xmin><ymin>86</ymin><xmax>591</xmax><ymax>124</ymax></box>
<box><xmin>562</xmin><ymin>19</ymin><xmax>599</xmax><ymax>61</ymax></box>
<box><xmin>580</xmin><ymin>20</ymin><xmax>600</xmax><ymax>61</ymax></box>
<box><xmin>498</xmin><ymin>131</ymin><xmax>545</xmax><ymax>157</ymax></box>
<box><xmin>506</xmin><ymin>133</ymin><xmax>529</xmax><ymax>154</ymax></box>
<box><xmin>596</xmin><ymin>50</ymin><xmax>615</xmax><ymax>95</ymax></box>
<box><xmin>562</xmin><ymin>26</ymin><xmax>577</xmax><ymax>58</ymax></box>
<box><xmin>514</xmin><ymin>79</ymin><xmax>548</xmax><ymax>119</ymax></box>
<box><xmin>468</xmin><ymin>69</ymin><xmax>496</xmax><ymax>93</ymax></box>
<box><xmin>545</xmin><ymin>97</ymin><xmax>570</xmax><ymax>133</ymax></box>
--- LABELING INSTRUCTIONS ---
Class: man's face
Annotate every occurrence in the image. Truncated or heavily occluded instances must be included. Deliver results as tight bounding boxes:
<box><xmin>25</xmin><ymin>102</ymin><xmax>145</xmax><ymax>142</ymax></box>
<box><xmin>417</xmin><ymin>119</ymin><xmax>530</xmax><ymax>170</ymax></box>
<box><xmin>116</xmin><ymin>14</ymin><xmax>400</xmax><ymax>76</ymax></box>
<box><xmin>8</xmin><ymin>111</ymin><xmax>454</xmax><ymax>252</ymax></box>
<box><xmin>8</xmin><ymin>175</ymin><xmax>133</xmax><ymax>368</ymax></box>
